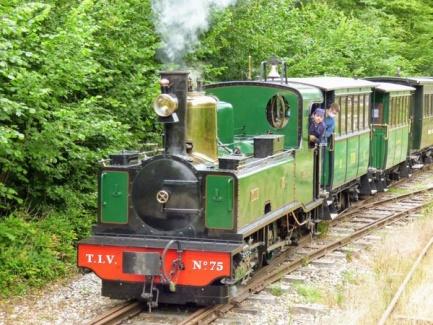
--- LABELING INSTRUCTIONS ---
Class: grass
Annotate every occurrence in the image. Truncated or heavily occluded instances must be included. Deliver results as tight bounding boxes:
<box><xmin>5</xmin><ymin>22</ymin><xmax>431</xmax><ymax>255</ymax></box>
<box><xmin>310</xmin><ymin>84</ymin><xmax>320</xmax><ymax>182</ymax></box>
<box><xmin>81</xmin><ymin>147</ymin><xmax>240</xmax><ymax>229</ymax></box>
<box><xmin>269</xmin><ymin>284</ymin><xmax>284</xmax><ymax>297</ymax></box>
<box><xmin>316</xmin><ymin>221</ymin><xmax>330</xmax><ymax>237</ymax></box>
<box><xmin>293</xmin><ymin>283</ymin><xmax>322</xmax><ymax>303</ymax></box>
<box><xmin>394</xmin><ymin>248</ymin><xmax>433</xmax><ymax>320</ymax></box>
<box><xmin>314</xmin><ymin>203</ymin><xmax>433</xmax><ymax>324</ymax></box>
<box><xmin>341</xmin><ymin>270</ymin><xmax>360</xmax><ymax>285</ymax></box>
<box><xmin>386</xmin><ymin>187</ymin><xmax>411</xmax><ymax>195</ymax></box>
<box><xmin>387</xmin><ymin>182</ymin><xmax>428</xmax><ymax>196</ymax></box>
<box><xmin>345</xmin><ymin>250</ymin><xmax>353</xmax><ymax>262</ymax></box>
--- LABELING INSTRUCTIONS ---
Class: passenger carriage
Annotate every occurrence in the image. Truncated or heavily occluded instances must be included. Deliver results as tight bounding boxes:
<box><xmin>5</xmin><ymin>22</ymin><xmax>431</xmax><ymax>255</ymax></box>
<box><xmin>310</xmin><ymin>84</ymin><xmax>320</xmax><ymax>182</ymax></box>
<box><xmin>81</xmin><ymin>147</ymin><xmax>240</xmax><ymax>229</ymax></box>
<box><xmin>367</xmin><ymin>77</ymin><xmax>433</xmax><ymax>164</ymax></box>
<box><xmin>368</xmin><ymin>82</ymin><xmax>415</xmax><ymax>191</ymax></box>
<box><xmin>287</xmin><ymin>77</ymin><xmax>376</xmax><ymax>215</ymax></box>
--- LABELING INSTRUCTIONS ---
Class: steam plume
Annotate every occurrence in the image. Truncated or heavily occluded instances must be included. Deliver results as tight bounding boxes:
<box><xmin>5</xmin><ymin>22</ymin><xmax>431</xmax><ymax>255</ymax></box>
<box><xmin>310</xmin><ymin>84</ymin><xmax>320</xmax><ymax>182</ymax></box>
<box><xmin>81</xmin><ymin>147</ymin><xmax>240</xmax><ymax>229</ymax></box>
<box><xmin>151</xmin><ymin>0</ymin><xmax>236</xmax><ymax>64</ymax></box>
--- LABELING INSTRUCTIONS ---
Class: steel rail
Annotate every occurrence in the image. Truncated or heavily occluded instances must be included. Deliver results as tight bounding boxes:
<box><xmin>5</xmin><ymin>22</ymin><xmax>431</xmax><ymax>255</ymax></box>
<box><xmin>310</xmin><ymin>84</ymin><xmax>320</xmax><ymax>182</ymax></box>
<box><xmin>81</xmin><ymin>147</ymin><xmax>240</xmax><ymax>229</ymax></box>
<box><xmin>86</xmin><ymin>301</ymin><xmax>144</xmax><ymax>325</ymax></box>
<box><xmin>377</xmin><ymin>236</ymin><xmax>433</xmax><ymax>325</ymax></box>
<box><xmin>334</xmin><ymin>165</ymin><xmax>433</xmax><ymax>221</ymax></box>
<box><xmin>332</xmin><ymin>184</ymin><xmax>433</xmax><ymax>224</ymax></box>
<box><xmin>179</xmin><ymin>189</ymin><xmax>433</xmax><ymax>325</ymax></box>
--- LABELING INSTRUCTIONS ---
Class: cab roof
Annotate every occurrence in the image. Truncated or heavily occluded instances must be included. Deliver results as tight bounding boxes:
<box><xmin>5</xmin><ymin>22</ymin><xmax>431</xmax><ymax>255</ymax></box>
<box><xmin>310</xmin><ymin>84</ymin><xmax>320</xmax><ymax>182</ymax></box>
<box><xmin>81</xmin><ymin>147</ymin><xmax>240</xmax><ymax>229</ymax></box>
<box><xmin>205</xmin><ymin>80</ymin><xmax>323</xmax><ymax>100</ymax></box>
<box><xmin>367</xmin><ymin>77</ymin><xmax>433</xmax><ymax>86</ymax></box>
<box><xmin>374</xmin><ymin>82</ymin><xmax>416</xmax><ymax>93</ymax></box>
<box><xmin>286</xmin><ymin>77</ymin><xmax>377</xmax><ymax>91</ymax></box>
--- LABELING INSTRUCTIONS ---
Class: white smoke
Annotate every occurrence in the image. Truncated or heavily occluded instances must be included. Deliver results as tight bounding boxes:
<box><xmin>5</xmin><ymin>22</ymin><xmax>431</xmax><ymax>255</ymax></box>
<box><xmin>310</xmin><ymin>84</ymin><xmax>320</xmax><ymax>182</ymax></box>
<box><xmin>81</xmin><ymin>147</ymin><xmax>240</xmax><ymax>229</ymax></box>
<box><xmin>151</xmin><ymin>0</ymin><xmax>236</xmax><ymax>64</ymax></box>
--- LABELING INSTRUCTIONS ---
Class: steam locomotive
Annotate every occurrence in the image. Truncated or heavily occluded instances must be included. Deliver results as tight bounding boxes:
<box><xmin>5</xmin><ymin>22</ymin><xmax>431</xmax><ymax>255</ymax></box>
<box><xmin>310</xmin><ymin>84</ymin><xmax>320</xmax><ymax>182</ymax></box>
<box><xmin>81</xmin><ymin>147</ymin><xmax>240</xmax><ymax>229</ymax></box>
<box><xmin>77</xmin><ymin>59</ymin><xmax>433</xmax><ymax>308</ymax></box>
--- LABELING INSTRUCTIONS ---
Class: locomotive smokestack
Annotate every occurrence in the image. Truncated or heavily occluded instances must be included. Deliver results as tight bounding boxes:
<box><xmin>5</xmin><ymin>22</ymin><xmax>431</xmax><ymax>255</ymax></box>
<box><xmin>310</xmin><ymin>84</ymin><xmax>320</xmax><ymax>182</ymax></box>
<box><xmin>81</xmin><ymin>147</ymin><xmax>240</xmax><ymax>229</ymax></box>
<box><xmin>160</xmin><ymin>71</ymin><xmax>189</xmax><ymax>156</ymax></box>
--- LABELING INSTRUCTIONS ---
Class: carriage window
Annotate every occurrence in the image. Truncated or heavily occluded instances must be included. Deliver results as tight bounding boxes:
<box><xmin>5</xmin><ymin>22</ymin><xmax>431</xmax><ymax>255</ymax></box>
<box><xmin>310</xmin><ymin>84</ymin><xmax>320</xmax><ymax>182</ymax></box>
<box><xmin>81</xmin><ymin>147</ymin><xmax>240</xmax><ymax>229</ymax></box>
<box><xmin>360</xmin><ymin>95</ymin><xmax>365</xmax><ymax>129</ymax></box>
<box><xmin>424</xmin><ymin>94</ymin><xmax>430</xmax><ymax>117</ymax></box>
<box><xmin>388</xmin><ymin>98</ymin><xmax>392</xmax><ymax>125</ymax></box>
<box><xmin>339</xmin><ymin>96</ymin><xmax>347</xmax><ymax>135</ymax></box>
<box><xmin>353</xmin><ymin>95</ymin><xmax>359</xmax><ymax>131</ymax></box>
<box><xmin>428</xmin><ymin>94</ymin><xmax>432</xmax><ymax>116</ymax></box>
<box><xmin>427</xmin><ymin>95</ymin><xmax>433</xmax><ymax>116</ymax></box>
<box><xmin>373</xmin><ymin>102</ymin><xmax>384</xmax><ymax>124</ymax></box>
<box><xmin>428</xmin><ymin>94</ymin><xmax>433</xmax><ymax>116</ymax></box>
<box><xmin>347</xmin><ymin>96</ymin><xmax>353</xmax><ymax>133</ymax></box>
<box><xmin>427</xmin><ymin>94</ymin><xmax>430</xmax><ymax>117</ymax></box>
<box><xmin>389</xmin><ymin>97</ymin><xmax>394</xmax><ymax>125</ymax></box>
<box><xmin>394</xmin><ymin>97</ymin><xmax>398</xmax><ymax>125</ymax></box>
<box><xmin>430</xmin><ymin>94</ymin><xmax>433</xmax><ymax>114</ymax></box>
<box><xmin>405</xmin><ymin>96</ymin><xmax>410</xmax><ymax>123</ymax></box>
<box><xmin>397</xmin><ymin>96</ymin><xmax>402</xmax><ymax>125</ymax></box>
<box><xmin>365</xmin><ymin>94</ymin><xmax>370</xmax><ymax>127</ymax></box>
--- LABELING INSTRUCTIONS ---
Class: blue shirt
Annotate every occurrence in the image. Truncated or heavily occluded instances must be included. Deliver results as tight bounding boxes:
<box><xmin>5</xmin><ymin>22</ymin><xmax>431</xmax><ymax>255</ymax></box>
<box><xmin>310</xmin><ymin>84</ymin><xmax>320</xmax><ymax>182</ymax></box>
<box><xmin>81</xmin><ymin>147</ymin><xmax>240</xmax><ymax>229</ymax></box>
<box><xmin>324</xmin><ymin>115</ymin><xmax>335</xmax><ymax>139</ymax></box>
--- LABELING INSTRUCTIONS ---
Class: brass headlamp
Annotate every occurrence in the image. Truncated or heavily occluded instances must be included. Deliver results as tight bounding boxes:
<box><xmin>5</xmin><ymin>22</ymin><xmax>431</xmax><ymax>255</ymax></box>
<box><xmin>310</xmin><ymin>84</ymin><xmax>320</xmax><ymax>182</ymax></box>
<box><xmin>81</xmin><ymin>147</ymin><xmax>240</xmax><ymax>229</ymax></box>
<box><xmin>153</xmin><ymin>94</ymin><xmax>178</xmax><ymax>117</ymax></box>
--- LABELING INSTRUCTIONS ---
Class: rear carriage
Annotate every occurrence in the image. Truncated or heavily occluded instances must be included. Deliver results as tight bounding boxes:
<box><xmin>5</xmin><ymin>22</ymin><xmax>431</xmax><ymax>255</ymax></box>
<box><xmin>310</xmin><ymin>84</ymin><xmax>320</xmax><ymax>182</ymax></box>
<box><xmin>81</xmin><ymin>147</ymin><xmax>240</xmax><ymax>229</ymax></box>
<box><xmin>368</xmin><ymin>77</ymin><xmax>433</xmax><ymax>164</ymax></box>
<box><xmin>369</xmin><ymin>83</ymin><xmax>415</xmax><ymax>190</ymax></box>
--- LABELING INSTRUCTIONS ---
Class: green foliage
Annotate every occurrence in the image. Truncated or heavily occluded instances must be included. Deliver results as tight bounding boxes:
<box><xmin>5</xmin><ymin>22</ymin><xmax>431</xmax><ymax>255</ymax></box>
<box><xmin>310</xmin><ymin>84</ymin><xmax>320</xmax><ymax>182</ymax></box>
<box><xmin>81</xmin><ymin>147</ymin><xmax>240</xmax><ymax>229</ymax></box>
<box><xmin>293</xmin><ymin>282</ymin><xmax>323</xmax><ymax>303</ymax></box>
<box><xmin>0</xmin><ymin>204</ymin><xmax>93</xmax><ymax>297</ymax></box>
<box><xmin>342</xmin><ymin>270</ymin><xmax>360</xmax><ymax>285</ymax></box>
<box><xmin>0</xmin><ymin>1</ymin><xmax>160</xmax><ymax>212</ymax></box>
<box><xmin>192</xmin><ymin>0</ymin><xmax>415</xmax><ymax>80</ymax></box>
<box><xmin>0</xmin><ymin>0</ymin><xmax>160</xmax><ymax>297</ymax></box>
<box><xmin>270</xmin><ymin>284</ymin><xmax>284</xmax><ymax>296</ymax></box>
<box><xmin>316</xmin><ymin>221</ymin><xmax>330</xmax><ymax>237</ymax></box>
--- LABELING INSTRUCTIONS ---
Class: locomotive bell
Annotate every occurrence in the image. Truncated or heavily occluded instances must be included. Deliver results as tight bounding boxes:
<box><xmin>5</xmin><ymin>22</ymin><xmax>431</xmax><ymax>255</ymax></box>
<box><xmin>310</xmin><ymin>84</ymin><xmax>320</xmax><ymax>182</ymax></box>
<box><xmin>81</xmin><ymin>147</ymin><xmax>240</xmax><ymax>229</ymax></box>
<box><xmin>268</xmin><ymin>64</ymin><xmax>280</xmax><ymax>79</ymax></box>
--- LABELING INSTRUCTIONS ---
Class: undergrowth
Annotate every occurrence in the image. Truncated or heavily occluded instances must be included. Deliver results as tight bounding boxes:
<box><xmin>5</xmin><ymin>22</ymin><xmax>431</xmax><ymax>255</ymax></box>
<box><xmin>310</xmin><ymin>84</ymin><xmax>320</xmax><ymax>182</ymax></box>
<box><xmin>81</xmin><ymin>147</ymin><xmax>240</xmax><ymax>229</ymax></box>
<box><xmin>0</xmin><ymin>190</ymin><xmax>95</xmax><ymax>298</ymax></box>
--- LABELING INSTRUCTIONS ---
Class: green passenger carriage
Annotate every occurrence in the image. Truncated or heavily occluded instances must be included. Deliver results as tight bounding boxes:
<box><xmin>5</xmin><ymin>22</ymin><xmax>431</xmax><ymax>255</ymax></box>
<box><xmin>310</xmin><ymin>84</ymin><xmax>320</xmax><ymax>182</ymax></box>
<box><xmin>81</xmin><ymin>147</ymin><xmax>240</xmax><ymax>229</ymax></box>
<box><xmin>368</xmin><ymin>77</ymin><xmax>433</xmax><ymax>164</ymax></box>
<box><xmin>369</xmin><ymin>83</ymin><xmax>415</xmax><ymax>190</ymax></box>
<box><xmin>287</xmin><ymin>77</ymin><xmax>375</xmax><ymax>215</ymax></box>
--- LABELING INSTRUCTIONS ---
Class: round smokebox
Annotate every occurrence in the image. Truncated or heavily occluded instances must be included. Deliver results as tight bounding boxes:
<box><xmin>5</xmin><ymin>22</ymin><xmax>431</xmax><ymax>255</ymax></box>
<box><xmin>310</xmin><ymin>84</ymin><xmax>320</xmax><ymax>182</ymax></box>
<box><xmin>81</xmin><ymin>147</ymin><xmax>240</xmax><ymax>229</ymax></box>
<box><xmin>132</xmin><ymin>156</ymin><xmax>201</xmax><ymax>232</ymax></box>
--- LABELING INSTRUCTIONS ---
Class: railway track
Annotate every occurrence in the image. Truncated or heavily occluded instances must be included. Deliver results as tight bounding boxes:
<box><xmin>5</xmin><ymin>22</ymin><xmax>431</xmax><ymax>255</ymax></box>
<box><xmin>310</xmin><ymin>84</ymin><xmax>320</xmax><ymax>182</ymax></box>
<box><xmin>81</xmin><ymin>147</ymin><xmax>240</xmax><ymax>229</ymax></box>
<box><xmin>378</xmin><ymin>236</ymin><xmax>433</xmax><ymax>325</ymax></box>
<box><xmin>87</xmin><ymin>169</ymin><xmax>433</xmax><ymax>325</ymax></box>
<box><xmin>87</xmin><ymin>301</ymin><xmax>143</xmax><ymax>325</ymax></box>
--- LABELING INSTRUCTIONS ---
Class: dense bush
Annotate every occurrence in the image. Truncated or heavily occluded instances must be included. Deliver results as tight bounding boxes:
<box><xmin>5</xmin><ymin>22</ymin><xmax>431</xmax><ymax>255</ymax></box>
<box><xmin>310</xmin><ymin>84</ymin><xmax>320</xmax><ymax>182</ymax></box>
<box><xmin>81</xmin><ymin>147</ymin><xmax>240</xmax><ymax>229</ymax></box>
<box><xmin>0</xmin><ymin>0</ymin><xmax>160</xmax><ymax>297</ymax></box>
<box><xmin>0</xmin><ymin>0</ymin><xmax>432</xmax><ymax>297</ymax></box>
<box><xmin>0</xmin><ymin>1</ymin><xmax>160</xmax><ymax>212</ymax></box>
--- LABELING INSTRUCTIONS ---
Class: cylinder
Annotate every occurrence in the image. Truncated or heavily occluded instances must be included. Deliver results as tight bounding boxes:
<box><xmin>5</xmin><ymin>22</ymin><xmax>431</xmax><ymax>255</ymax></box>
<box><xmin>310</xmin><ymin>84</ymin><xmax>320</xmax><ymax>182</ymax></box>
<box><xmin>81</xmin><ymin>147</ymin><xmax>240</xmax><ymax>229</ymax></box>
<box><xmin>160</xmin><ymin>71</ymin><xmax>189</xmax><ymax>156</ymax></box>
<box><xmin>186</xmin><ymin>92</ymin><xmax>218</xmax><ymax>161</ymax></box>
